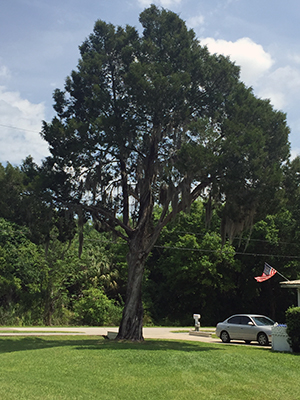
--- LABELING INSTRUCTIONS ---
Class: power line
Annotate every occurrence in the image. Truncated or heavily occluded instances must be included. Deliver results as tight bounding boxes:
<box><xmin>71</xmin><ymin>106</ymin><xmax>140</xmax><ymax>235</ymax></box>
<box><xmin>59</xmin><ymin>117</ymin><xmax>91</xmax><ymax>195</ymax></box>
<box><xmin>83</xmin><ymin>238</ymin><xmax>300</xmax><ymax>259</ymax></box>
<box><xmin>153</xmin><ymin>244</ymin><xmax>300</xmax><ymax>259</ymax></box>
<box><xmin>167</xmin><ymin>230</ymin><xmax>298</xmax><ymax>246</ymax></box>
<box><xmin>1</xmin><ymin>230</ymin><xmax>299</xmax><ymax>259</ymax></box>
<box><xmin>45</xmin><ymin>235</ymin><xmax>300</xmax><ymax>259</ymax></box>
<box><xmin>0</xmin><ymin>123</ymin><xmax>41</xmax><ymax>134</ymax></box>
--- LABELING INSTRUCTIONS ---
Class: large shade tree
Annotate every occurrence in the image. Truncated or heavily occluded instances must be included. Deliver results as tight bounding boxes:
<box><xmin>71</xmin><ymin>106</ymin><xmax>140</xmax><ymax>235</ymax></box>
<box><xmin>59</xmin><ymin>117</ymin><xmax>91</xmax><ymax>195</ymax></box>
<box><xmin>41</xmin><ymin>6</ymin><xmax>290</xmax><ymax>340</ymax></box>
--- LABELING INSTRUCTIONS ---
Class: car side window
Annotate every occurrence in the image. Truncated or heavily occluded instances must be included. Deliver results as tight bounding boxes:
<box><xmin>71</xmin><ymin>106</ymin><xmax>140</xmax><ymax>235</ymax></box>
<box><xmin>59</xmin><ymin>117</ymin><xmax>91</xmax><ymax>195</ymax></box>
<box><xmin>240</xmin><ymin>316</ymin><xmax>251</xmax><ymax>325</ymax></box>
<box><xmin>228</xmin><ymin>316</ymin><xmax>241</xmax><ymax>324</ymax></box>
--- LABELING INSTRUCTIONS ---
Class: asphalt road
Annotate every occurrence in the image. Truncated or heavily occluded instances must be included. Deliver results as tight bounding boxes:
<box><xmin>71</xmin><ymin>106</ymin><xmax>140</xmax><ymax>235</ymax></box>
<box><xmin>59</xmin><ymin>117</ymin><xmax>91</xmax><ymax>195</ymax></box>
<box><xmin>0</xmin><ymin>326</ymin><xmax>219</xmax><ymax>342</ymax></box>
<box><xmin>0</xmin><ymin>327</ymin><xmax>273</xmax><ymax>348</ymax></box>
<box><xmin>0</xmin><ymin>326</ymin><xmax>273</xmax><ymax>348</ymax></box>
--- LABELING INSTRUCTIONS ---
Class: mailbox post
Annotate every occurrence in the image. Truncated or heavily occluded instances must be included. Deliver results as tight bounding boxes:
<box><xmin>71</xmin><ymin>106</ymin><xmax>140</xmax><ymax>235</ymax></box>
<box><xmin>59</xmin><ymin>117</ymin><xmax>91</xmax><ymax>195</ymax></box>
<box><xmin>193</xmin><ymin>314</ymin><xmax>201</xmax><ymax>331</ymax></box>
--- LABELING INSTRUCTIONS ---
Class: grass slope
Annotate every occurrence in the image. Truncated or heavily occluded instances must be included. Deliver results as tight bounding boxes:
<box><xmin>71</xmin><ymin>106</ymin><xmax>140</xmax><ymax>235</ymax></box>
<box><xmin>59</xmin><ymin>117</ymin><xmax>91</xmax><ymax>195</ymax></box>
<box><xmin>0</xmin><ymin>336</ymin><xmax>299</xmax><ymax>399</ymax></box>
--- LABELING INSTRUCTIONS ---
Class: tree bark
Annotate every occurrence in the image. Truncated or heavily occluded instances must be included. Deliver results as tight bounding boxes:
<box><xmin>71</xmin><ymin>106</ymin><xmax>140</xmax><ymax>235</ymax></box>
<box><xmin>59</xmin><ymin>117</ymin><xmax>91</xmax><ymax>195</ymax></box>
<box><xmin>117</xmin><ymin>235</ymin><xmax>147</xmax><ymax>341</ymax></box>
<box><xmin>43</xmin><ymin>288</ymin><xmax>54</xmax><ymax>326</ymax></box>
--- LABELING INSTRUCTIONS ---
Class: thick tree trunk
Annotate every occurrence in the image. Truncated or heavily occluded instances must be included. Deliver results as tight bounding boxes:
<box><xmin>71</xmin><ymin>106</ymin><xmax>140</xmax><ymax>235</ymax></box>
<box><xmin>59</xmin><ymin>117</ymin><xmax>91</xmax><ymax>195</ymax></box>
<box><xmin>117</xmin><ymin>237</ymin><xmax>147</xmax><ymax>341</ymax></box>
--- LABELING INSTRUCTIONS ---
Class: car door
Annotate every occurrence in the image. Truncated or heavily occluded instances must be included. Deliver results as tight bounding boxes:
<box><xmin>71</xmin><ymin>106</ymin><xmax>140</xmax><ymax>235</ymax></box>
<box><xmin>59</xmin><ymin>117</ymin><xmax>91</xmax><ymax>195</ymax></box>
<box><xmin>239</xmin><ymin>316</ymin><xmax>255</xmax><ymax>340</ymax></box>
<box><xmin>226</xmin><ymin>316</ymin><xmax>241</xmax><ymax>339</ymax></box>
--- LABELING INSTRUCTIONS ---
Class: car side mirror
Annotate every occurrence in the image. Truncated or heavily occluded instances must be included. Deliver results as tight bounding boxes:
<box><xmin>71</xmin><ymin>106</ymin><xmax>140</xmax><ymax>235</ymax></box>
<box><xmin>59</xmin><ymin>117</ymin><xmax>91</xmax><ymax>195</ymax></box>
<box><xmin>248</xmin><ymin>322</ymin><xmax>254</xmax><ymax>326</ymax></box>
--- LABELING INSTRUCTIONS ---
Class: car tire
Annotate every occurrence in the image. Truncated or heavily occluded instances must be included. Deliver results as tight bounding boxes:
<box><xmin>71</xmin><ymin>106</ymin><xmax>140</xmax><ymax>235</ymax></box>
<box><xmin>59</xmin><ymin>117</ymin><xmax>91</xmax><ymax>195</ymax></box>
<box><xmin>220</xmin><ymin>330</ymin><xmax>230</xmax><ymax>343</ymax></box>
<box><xmin>257</xmin><ymin>332</ymin><xmax>269</xmax><ymax>346</ymax></box>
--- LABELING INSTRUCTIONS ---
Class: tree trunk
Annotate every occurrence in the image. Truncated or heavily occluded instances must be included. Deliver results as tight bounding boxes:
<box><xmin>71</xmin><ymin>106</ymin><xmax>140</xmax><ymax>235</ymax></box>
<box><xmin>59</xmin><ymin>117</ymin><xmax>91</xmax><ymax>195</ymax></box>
<box><xmin>117</xmin><ymin>237</ymin><xmax>147</xmax><ymax>341</ymax></box>
<box><xmin>43</xmin><ymin>291</ymin><xmax>54</xmax><ymax>326</ymax></box>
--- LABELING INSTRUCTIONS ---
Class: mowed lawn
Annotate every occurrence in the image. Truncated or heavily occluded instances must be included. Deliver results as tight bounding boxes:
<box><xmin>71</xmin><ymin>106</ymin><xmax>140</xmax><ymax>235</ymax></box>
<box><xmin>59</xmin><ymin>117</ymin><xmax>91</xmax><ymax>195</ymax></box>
<box><xmin>0</xmin><ymin>336</ymin><xmax>299</xmax><ymax>400</ymax></box>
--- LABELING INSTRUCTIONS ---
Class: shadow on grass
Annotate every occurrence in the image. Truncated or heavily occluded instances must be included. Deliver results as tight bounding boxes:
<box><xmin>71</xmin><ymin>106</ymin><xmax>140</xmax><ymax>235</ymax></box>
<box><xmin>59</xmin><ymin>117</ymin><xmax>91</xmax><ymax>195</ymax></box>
<box><xmin>0</xmin><ymin>336</ymin><xmax>222</xmax><ymax>354</ymax></box>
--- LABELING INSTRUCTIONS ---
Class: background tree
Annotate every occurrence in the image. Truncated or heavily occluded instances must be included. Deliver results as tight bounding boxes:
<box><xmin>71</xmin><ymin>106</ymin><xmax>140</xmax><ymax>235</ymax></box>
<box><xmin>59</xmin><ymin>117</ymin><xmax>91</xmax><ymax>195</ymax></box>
<box><xmin>40</xmin><ymin>224</ymin><xmax>123</xmax><ymax>326</ymax></box>
<box><xmin>0</xmin><ymin>163</ymin><xmax>25</xmax><ymax>226</ymax></box>
<box><xmin>0</xmin><ymin>218</ymin><xmax>45</xmax><ymax>324</ymax></box>
<box><xmin>41</xmin><ymin>6</ymin><xmax>290</xmax><ymax>340</ymax></box>
<box><xmin>145</xmin><ymin>201</ymin><xmax>238</xmax><ymax>326</ymax></box>
<box><xmin>0</xmin><ymin>159</ymin><xmax>76</xmax><ymax>246</ymax></box>
<box><xmin>0</xmin><ymin>216</ymin><xmax>123</xmax><ymax>326</ymax></box>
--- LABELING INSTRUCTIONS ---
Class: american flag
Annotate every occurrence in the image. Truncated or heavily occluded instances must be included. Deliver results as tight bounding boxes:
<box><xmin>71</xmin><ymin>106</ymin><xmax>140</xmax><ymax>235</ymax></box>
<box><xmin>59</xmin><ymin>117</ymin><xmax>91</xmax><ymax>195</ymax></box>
<box><xmin>254</xmin><ymin>263</ymin><xmax>277</xmax><ymax>282</ymax></box>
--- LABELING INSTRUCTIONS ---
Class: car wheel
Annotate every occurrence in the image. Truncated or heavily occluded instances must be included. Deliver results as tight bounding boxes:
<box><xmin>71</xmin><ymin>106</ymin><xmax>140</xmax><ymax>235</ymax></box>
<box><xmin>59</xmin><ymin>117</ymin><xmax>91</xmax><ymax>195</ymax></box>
<box><xmin>220</xmin><ymin>330</ymin><xmax>230</xmax><ymax>343</ymax></box>
<box><xmin>257</xmin><ymin>332</ymin><xmax>269</xmax><ymax>346</ymax></box>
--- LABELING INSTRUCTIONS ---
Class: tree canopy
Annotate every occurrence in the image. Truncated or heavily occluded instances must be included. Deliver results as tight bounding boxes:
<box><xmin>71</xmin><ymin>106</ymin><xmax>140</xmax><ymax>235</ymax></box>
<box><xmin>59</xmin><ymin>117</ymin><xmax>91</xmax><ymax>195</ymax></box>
<box><xmin>40</xmin><ymin>5</ymin><xmax>290</xmax><ymax>340</ymax></box>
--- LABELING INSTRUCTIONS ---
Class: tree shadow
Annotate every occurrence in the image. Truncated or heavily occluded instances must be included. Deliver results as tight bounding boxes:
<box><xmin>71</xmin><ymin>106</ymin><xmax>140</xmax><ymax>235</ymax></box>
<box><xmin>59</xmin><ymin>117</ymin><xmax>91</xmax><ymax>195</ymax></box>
<box><xmin>76</xmin><ymin>338</ymin><xmax>223</xmax><ymax>352</ymax></box>
<box><xmin>0</xmin><ymin>336</ymin><xmax>223</xmax><ymax>354</ymax></box>
<box><xmin>0</xmin><ymin>336</ymin><xmax>98</xmax><ymax>354</ymax></box>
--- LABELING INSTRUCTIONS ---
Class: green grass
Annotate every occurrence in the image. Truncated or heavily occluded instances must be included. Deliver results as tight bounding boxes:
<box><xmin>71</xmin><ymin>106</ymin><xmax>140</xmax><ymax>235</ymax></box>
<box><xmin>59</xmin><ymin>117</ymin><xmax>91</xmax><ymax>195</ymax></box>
<box><xmin>0</xmin><ymin>330</ymin><xmax>82</xmax><ymax>333</ymax></box>
<box><xmin>0</xmin><ymin>336</ymin><xmax>299</xmax><ymax>400</ymax></box>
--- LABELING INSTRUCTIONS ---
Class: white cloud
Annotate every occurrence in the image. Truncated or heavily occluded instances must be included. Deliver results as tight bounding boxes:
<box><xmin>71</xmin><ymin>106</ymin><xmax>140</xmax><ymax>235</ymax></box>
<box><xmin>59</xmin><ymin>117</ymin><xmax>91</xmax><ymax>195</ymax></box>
<box><xmin>197</xmin><ymin>36</ymin><xmax>300</xmax><ymax>131</ymax></box>
<box><xmin>0</xmin><ymin>86</ymin><xmax>49</xmax><ymax>165</ymax></box>
<box><xmin>288</xmin><ymin>52</ymin><xmax>300</xmax><ymax>65</ymax></box>
<box><xmin>187</xmin><ymin>14</ymin><xmax>205</xmax><ymax>29</ymax></box>
<box><xmin>258</xmin><ymin>66</ymin><xmax>300</xmax><ymax>110</ymax></box>
<box><xmin>137</xmin><ymin>0</ymin><xmax>182</xmax><ymax>7</ymax></box>
<box><xmin>290</xmin><ymin>148</ymin><xmax>300</xmax><ymax>160</ymax></box>
<box><xmin>200</xmin><ymin>37</ymin><xmax>274</xmax><ymax>86</ymax></box>
<box><xmin>0</xmin><ymin>65</ymin><xmax>11</xmax><ymax>80</ymax></box>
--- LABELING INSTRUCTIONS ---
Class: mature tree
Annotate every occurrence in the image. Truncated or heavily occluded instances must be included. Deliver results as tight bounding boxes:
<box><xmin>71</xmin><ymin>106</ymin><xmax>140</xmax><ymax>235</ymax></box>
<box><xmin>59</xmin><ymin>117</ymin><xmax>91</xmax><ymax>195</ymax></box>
<box><xmin>41</xmin><ymin>6</ymin><xmax>290</xmax><ymax>340</ymax></box>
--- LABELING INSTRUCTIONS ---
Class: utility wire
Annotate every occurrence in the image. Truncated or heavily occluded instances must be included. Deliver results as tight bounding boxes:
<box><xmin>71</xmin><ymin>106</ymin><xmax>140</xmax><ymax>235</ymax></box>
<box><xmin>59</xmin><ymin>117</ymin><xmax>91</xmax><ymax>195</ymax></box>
<box><xmin>1</xmin><ymin>229</ymin><xmax>300</xmax><ymax>258</ymax></box>
<box><xmin>166</xmin><ymin>230</ymin><xmax>298</xmax><ymax>246</ymax></box>
<box><xmin>0</xmin><ymin>123</ymin><xmax>41</xmax><ymax>134</ymax></box>
<box><xmin>84</xmin><ymin>238</ymin><xmax>300</xmax><ymax>259</ymax></box>
<box><xmin>1</xmin><ymin>230</ymin><xmax>299</xmax><ymax>259</ymax></box>
<box><xmin>153</xmin><ymin>244</ymin><xmax>300</xmax><ymax>259</ymax></box>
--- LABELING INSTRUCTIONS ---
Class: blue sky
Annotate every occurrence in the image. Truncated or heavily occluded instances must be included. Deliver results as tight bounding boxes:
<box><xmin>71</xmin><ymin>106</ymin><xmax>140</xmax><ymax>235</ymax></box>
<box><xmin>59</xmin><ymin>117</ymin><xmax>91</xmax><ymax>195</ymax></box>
<box><xmin>1</xmin><ymin>0</ymin><xmax>300</xmax><ymax>165</ymax></box>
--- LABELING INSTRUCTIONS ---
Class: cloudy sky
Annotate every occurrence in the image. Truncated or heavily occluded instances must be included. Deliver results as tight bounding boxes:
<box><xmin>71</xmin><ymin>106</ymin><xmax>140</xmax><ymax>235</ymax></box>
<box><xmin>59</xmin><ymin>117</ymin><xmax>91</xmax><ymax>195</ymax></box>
<box><xmin>1</xmin><ymin>0</ymin><xmax>300</xmax><ymax>165</ymax></box>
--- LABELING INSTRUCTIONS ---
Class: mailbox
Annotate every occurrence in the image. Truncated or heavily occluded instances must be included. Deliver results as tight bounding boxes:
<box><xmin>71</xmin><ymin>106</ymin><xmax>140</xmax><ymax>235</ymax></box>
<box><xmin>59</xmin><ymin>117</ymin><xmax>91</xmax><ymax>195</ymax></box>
<box><xmin>193</xmin><ymin>314</ymin><xmax>201</xmax><ymax>331</ymax></box>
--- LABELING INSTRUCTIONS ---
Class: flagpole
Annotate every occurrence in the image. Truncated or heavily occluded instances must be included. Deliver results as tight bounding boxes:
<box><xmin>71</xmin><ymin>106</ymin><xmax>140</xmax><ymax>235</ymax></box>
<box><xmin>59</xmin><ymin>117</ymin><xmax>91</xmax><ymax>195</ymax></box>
<box><xmin>275</xmin><ymin>270</ymin><xmax>289</xmax><ymax>281</ymax></box>
<box><xmin>265</xmin><ymin>262</ymin><xmax>290</xmax><ymax>281</ymax></box>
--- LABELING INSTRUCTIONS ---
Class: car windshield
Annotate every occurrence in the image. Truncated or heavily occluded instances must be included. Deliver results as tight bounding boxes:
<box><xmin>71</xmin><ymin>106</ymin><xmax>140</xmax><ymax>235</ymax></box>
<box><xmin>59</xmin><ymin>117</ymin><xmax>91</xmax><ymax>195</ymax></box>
<box><xmin>252</xmin><ymin>316</ymin><xmax>274</xmax><ymax>326</ymax></box>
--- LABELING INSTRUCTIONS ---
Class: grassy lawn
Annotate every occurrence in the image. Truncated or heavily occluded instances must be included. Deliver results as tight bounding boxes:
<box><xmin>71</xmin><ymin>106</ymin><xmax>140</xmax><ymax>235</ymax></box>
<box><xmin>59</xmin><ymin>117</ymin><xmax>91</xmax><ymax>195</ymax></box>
<box><xmin>0</xmin><ymin>336</ymin><xmax>299</xmax><ymax>400</ymax></box>
<box><xmin>0</xmin><ymin>330</ymin><xmax>82</xmax><ymax>333</ymax></box>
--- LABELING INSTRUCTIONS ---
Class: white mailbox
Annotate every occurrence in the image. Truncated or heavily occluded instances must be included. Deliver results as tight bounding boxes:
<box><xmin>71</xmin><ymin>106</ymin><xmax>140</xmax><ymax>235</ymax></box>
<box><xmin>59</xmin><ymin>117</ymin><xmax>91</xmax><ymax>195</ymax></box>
<box><xmin>193</xmin><ymin>314</ymin><xmax>201</xmax><ymax>331</ymax></box>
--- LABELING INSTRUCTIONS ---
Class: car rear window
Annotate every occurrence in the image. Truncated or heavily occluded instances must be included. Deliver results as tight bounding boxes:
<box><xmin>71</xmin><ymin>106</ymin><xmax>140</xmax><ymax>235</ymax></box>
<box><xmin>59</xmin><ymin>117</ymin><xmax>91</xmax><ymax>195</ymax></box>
<box><xmin>227</xmin><ymin>316</ymin><xmax>241</xmax><ymax>324</ymax></box>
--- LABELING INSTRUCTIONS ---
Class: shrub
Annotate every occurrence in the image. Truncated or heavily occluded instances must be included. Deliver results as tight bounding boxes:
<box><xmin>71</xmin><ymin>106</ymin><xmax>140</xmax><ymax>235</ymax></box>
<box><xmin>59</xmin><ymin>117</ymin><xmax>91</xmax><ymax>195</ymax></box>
<box><xmin>73</xmin><ymin>287</ymin><xmax>122</xmax><ymax>326</ymax></box>
<box><xmin>0</xmin><ymin>304</ymin><xmax>23</xmax><ymax>326</ymax></box>
<box><xmin>286</xmin><ymin>306</ymin><xmax>300</xmax><ymax>352</ymax></box>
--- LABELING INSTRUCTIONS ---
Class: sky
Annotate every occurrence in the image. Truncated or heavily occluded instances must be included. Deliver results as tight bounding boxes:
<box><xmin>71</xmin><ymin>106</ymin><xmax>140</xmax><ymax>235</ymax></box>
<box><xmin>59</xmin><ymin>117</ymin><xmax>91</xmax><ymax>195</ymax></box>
<box><xmin>1</xmin><ymin>0</ymin><xmax>300</xmax><ymax>165</ymax></box>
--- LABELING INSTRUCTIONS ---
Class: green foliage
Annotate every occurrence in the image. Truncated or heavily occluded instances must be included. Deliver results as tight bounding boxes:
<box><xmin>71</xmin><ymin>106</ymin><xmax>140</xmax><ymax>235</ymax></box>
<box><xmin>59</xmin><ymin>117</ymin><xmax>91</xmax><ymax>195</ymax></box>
<box><xmin>146</xmin><ymin>201</ymin><xmax>238</xmax><ymax>325</ymax></box>
<box><xmin>0</xmin><ymin>304</ymin><xmax>23</xmax><ymax>326</ymax></box>
<box><xmin>0</xmin><ymin>159</ymin><xmax>77</xmax><ymax>246</ymax></box>
<box><xmin>216</xmin><ymin>84</ymin><xmax>290</xmax><ymax>240</ymax></box>
<box><xmin>230</xmin><ymin>208</ymin><xmax>299</xmax><ymax>322</ymax></box>
<box><xmin>38</xmin><ymin>224</ymin><xmax>124</xmax><ymax>326</ymax></box>
<box><xmin>286</xmin><ymin>306</ymin><xmax>300</xmax><ymax>352</ymax></box>
<box><xmin>0</xmin><ymin>218</ymin><xmax>45</xmax><ymax>320</ymax></box>
<box><xmin>0</xmin><ymin>163</ymin><xmax>24</xmax><ymax>224</ymax></box>
<box><xmin>0</xmin><ymin>216</ymin><xmax>122</xmax><ymax>326</ymax></box>
<box><xmin>73</xmin><ymin>287</ymin><xmax>122</xmax><ymax>326</ymax></box>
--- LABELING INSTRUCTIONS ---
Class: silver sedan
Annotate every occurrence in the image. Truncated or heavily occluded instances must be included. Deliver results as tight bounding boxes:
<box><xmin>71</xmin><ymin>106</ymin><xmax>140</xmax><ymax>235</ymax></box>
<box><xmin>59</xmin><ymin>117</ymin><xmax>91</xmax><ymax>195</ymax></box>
<box><xmin>216</xmin><ymin>314</ymin><xmax>275</xmax><ymax>345</ymax></box>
